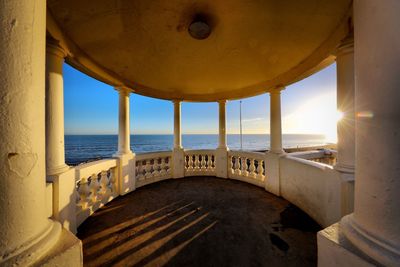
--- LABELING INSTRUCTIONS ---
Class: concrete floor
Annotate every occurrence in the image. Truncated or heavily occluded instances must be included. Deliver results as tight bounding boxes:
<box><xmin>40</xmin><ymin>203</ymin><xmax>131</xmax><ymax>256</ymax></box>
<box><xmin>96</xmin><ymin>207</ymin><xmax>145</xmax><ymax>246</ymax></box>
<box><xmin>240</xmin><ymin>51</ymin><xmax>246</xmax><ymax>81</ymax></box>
<box><xmin>77</xmin><ymin>177</ymin><xmax>321</xmax><ymax>267</ymax></box>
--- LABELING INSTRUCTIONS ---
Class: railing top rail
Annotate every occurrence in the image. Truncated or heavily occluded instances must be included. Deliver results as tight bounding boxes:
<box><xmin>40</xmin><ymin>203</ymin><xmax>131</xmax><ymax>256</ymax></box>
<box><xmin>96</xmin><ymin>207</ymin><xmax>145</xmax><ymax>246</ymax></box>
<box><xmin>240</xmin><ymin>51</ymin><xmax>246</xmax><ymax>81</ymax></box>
<box><xmin>289</xmin><ymin>149</ymin><xmax>337</xmax><ymax>159</ymax></box>
<box><xmin>135</xmin><ymin>151</ymin><xmax>172</xmax><ymax>160</ymax></box>
<box><xmin>75</xmin><ymin>158</ymin><xmax>118</xmax><ymax>180</ymax></box>
<box><xmin>184</xmin><ymin>149</ymin><xmax>216</xmax><ymax>154</ymax></box>
<box><xmin>228</xmin><ymin>150</ymin><xmax>266</xmax><ymax>159</ymax></box>
<box><xmin>284</xmin><ymin>155</ymin><xmax>333</xmax><ymax>170</ymax></box>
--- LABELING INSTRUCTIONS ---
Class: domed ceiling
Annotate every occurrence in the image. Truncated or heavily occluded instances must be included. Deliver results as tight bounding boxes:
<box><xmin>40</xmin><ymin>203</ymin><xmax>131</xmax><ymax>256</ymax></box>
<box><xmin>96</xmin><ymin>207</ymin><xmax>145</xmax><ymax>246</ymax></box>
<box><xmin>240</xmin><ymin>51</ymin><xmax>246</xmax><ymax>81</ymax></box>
<box><xmin>47</xmin><ymin>0</ymin><xmax>352</xmax><ymax>101</ymax></box>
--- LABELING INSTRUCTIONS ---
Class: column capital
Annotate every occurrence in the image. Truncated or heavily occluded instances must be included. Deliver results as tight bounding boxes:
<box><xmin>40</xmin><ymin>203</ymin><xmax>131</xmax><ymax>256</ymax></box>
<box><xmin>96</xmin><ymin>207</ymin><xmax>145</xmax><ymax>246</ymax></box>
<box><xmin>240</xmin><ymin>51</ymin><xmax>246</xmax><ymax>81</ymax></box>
<box><xmin>172</xmin><ymin>99</ymin><xmax>182</xmax><ymax>105</ymax></box>
<box><xmin>115</xmin><ymin>86</ymin><xmax>132</xmax><ymax>96</ymax></box>
<box><xmin>217</xmin><ymin>99</ymin><xmax>227</xmax><ymax>104</ymax></box>
<box><xmin>269</xmin><ymin>86</ymin><xmax>285</xmax><ymax>95</ymax></box>
<box><xmin>46</xmin><ymin>39</ymin><xmax>67</xmax><ymax>59</ymax></box>
<box><xmin>336</xmin><ymin>35</ymin><xmax>354</xmax><ymax>57</ymax></box>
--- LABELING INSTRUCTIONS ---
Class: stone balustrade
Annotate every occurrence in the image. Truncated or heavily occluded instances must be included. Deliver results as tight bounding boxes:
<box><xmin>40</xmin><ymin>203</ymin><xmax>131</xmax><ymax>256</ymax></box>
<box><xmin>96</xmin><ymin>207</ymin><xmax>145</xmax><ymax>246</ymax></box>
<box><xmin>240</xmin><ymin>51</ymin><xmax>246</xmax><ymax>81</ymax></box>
<box><xmin>75</xmin><ymin>159</ymin><xmax>119</xmax><ymax>226</ymax></box>
<box><xmin>280</xmin><ymin>155</ymin><xmax>347</xmax><ymax>227</ymax></box>
<box><xmin>184</xmin><ymin>150</ymin><xmax>216</xmax><ymax>176</ymax></box>
<box><xmin>48</xmin><ymin>148</ymin><xmax>345</xmax><ymax>233</ymax></box>
<box><xmin>228</xmin><ymin>151</ymin><xmax>266</xmax><ymax>187</ymax></box>
<box><xmin>135</xmin><ymin>151</ymin><xmax>172</xmax><ymax>188</ymax></box>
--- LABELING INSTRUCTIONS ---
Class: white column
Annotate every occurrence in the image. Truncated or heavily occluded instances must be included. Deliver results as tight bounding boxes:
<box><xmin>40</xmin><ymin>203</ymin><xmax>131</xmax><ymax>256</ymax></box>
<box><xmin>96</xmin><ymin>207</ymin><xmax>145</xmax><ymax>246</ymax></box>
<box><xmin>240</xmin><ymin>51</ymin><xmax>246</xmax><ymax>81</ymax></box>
<box><xmin>216</xmin><ymin>100</ymin><xmax>228</xmax><ymax>178</ymax></box>
<box><xmin>0</xmin><ymin>1</ymin><xmax>62</xmax><ymax>265</ymax></box>
<box><xmin>45</xmin><ymin>41</ymin><xmax>77</xmax><ymax>233</ymax></box>
<box><xmin>340</xmin><ymin>1</ymin><xmax>400</xmax><ymax>266</ymax></box>
<box><xmin>113</xmin><ymin>87</ymin><xmax>135</xmax><ymax>195</ymax></box>
<box><xmin>265</xmin><ymin>89</ymin><xmax>285</xmax><ymax>196</ymax></box>
<box><xmin>335</xmin><ymin>36</ymin><xmax>355</xmax><ymax>174</ymax></box>
<box><xmin>116</xmin><ymin>87</ymin><xmax>132</xmax><ymax>155</ymax></box>
<box><xmin>46</xmin><ymin>41</ymin><xmax>70</xmax><ymax>175</ymax></box>
<box><xmin>173</xmin><ymin>100</ymin><xmax>182</xmax><ymax>149</ymax></box>
<box><xmin>172</xmin><ymin>100</ymin><xmax>185</xmax><ymax>178</ymax></box>
<box><xmin>218</xmin><ymin>100</ymin><xmax>227</xmax><ymax>149</ymax></box>
<box><xmin>269</xmin><ymin>89</ymin><xmax>284</xmax><ymax>154</ymax></box>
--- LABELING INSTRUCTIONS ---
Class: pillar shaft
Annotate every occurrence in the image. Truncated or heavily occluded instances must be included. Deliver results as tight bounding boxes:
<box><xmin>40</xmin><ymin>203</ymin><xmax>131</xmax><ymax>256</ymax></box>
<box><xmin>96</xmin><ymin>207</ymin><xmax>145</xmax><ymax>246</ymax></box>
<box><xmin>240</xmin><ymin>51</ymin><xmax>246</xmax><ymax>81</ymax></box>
<box><xmin>116</xmin><ymin>87</ymin><xmax>132</xmax><ymax>155</ymax></box>
<box><xmin>46</xmin><ymin>42</ymin><xmax>69</xmax><ymax>175</ymax></box>
<box><xmin>335</xmin><ymin>37</ymin><xmax>355</xmax><ymax>173</ymax></box>
<box><xmin>341</xmin><ymin>1</ymin><xmax>400</xmax><ymax>265</ymax></box>
<box><xmin>173</xmin><ymin>100</ymin><xmax>182</xmax><ymax>149</ymax></box>
<box><xmin>0</xmin><ymin>0</ymin><xmax>61</xmax><ymax>264</ymax></box>
<box><xmin>218</xmin><ymin>100</ymin><xmax>227</xmax><ymax>148</ymax></box>
<box><xmin>270</xmin><ymin>90</ymin><xmax>284</xmax><ymax>153</ymax></box>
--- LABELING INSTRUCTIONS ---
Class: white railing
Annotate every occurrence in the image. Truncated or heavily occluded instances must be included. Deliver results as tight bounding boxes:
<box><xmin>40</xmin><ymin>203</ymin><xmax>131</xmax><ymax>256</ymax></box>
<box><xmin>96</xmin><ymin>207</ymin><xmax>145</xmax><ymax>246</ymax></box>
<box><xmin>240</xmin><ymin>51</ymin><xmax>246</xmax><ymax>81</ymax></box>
<box><xmin>228</xmin><ymin>151</ymin><xmax>266</xmax><ymax>187</ymax></box>
<box><xmin>289</xmin><ymin>149</ymin><xmax>337</xmax><ymax>166</ymax></box>
<box><xmin>65</xmin><ymin>150</ymin><xmax>344</xmax><ymax>231</ymax></box>
<box><xmin>75</xmin><ymin>159</ymin><xmax>119</xmax><ymax>226</ymax></box>
<box><xmin>280</xmin><ymin>156</ymin><xmax>344</xmax><ymax>227</ymax></box>
<box><xmin>184</xmin><ymin>150</ymin><xmax>216</xmax><ymax>176</ymax></box>
<box><xmin>135</xmin><ymin>151</ymin><xmax>172</xmax><ymax>188</ymax></box>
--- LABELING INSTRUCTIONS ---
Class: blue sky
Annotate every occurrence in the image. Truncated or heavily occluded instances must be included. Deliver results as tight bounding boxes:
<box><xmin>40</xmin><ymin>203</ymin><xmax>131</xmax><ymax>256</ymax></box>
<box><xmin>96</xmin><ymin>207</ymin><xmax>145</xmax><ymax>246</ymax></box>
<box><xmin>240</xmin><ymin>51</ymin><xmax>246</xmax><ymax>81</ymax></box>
<box><xmin>64</xmin><ymin>63</ymin><xmax>337</xmax><ymax>137</ymax></box>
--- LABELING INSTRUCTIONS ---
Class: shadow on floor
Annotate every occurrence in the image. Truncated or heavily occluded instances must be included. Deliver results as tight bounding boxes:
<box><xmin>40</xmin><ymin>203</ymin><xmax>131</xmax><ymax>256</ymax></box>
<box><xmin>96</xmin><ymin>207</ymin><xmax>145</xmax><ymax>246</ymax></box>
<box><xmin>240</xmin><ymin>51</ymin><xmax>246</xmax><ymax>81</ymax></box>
<box><xmin>78</xmin><ymin>177</ymin><xmax>320</xmax><ymax>267</ymax></box>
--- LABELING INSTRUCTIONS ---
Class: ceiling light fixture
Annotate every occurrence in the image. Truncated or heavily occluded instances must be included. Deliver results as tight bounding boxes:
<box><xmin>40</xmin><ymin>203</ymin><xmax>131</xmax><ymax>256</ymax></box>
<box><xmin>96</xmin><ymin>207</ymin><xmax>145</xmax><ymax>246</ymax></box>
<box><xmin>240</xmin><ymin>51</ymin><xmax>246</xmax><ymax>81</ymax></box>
<box><xmin>188</xmin><ymin>20</ymin><xmax>211</xmax><ymax>40</ymax></box>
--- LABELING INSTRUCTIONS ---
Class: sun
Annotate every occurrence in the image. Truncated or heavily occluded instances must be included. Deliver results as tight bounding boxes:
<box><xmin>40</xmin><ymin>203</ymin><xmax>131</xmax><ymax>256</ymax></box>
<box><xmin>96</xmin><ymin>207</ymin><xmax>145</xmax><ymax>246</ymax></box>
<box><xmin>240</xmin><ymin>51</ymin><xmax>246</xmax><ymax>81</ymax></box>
<box><xmin>283</xmin><ymin>92</ymin><xmax>339</xmax><ymax>143</ymax></box>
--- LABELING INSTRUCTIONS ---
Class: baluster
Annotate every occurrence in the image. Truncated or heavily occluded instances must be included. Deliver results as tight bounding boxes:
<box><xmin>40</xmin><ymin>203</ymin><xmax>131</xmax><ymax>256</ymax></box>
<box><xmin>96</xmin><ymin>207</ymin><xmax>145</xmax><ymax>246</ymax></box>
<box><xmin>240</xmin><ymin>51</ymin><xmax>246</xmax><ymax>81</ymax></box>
<box><xmin>109</xmin><ymin>168</ymin><xmax>118</xmax><ymax>194</ymax></box>
<box><xmin>77</xmin><ymin>177</ymin><xmax>90</xmax><ymax>209</ymax></box>
<box><xmin>90</xmin><ymin>173</ymin><xmax>100</xmax><ymax>203</ymax></box>
<box><xmin>211</xmin><ymin>155</ymin><xmax>216</xmax><ymax>170</ymax></box>
<box><xmin>136</xmin><ymin>161</ymin><xmax>144</xmax><ymax>181</ymax></box>
<box><xmin>166</xmin><ymin>157</ymin><xmax>171</xmax><ymax>174</ymax></box>
<box><xmin>145</xmin><ymin>159</ymin><xmax>152</xmax><ymax>178</ymax></box>
<box><xmin>234</xmin><ymin>156</ymin><xmax>241</xmax><ymax>175</ymax></box>
<box><xmin>206</xmin><ymin>155</ymin><xmax>211</xmax><ymax>171</ymax></box>
<box><xmin>99</xmin><ymin>170</ymin><xmax>110</xmax><ymax>198</ymax></box>
<box><xmin>241</xmin><ymin>157</ymin><xmax>248</xmax><ymax>177</ymax></box>
<box><xmin>257</xmin><ymin>160</ymin><xmax>265</xmax><ymax>180</ymax></box>
<box><xmin>188</xmin><ymin>155</ymin><xmax>194</xmax><ymax>171</ymax></box>
<box><xmin>194</xmin><ymin>155</ymin><xmax>200</xmax><ymax>171</ymax></box>
<box><xmin>184</xmin><ymin>155</ymin><xmax>188</xmax><ymax>170</ymax></box>
<box><xmin>152</xmin><ymin>158</ymin><xmax>160</xmax><ymax>177</ymax></box>
<box><xmin>249</xmin><ymin>159</ymin><xmax>256</xmax><ymax>178</ymax></box>
<box><xmin>201</xmin><ymin>154</ymin><xmax>206</xmax><ymax>171</ymax></box>
<box><xmin>228</xmin><ymin>156</ymin><xmax>234</xmax><ymax>174</ymax></box>
<box><xmin>160</xmin><ymin>157</ymin><xmax>167</xmax><ymax>176</ymax></box>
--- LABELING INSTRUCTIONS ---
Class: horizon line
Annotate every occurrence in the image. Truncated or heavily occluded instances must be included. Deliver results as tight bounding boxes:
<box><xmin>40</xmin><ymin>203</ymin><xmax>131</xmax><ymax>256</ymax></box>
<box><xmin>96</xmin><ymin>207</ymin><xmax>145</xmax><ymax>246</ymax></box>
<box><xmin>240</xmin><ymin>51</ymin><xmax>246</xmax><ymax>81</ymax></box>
<box><xmin>65</xmin><ymin>133</ymin><xmax>326</xmax><ymax>136</ymax></box>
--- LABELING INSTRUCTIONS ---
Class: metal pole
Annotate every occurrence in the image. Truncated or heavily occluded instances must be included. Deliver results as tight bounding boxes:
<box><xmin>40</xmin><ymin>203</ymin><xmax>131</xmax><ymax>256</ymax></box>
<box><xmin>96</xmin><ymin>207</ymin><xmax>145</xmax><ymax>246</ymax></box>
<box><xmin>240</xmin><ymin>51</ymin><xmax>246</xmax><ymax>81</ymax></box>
<box><xmin>240</xmin><ymin>100</ymin><xmax>243</xmax><ymax>150</ymax></box>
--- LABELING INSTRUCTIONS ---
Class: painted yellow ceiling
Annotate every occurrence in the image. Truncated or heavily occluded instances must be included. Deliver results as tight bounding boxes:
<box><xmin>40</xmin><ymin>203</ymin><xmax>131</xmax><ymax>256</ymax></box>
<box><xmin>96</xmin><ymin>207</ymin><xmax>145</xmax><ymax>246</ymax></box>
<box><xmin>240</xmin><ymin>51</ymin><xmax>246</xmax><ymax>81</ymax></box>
<box><xmin>47</xmin><ymin>0</ymin><xmax>352</xmax><ymax>101</ymax></box>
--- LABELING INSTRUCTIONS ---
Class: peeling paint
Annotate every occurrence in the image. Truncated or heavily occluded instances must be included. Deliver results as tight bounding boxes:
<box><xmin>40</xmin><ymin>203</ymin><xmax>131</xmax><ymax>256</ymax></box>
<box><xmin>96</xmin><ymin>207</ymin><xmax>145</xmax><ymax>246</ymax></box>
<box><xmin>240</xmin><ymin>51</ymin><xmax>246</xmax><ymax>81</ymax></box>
<box><xmin>8</xmin><ymin>152</ymin><xmax>37</xmax><ymax>178</ymax></box>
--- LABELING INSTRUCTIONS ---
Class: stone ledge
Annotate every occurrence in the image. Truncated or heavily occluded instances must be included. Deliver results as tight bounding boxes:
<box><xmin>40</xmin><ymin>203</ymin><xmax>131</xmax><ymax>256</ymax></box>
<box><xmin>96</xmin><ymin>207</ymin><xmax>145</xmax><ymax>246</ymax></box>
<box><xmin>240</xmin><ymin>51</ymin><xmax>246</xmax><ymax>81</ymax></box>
<box><xmin>317</xmin><ymin>223</ymin><xmax>376</xmax><ymax>267</ymax></box>
<box><xmin>37</xmin><ymin>228</ymin><xmax>82</xmax><ymax>267</ymax></box>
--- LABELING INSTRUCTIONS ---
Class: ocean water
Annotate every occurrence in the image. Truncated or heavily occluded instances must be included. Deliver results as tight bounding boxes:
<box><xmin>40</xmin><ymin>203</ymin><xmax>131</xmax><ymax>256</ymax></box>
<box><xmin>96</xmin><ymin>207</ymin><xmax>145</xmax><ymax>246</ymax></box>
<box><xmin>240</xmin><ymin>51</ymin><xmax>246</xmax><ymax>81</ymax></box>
<box><xmin>65</xmin><ymin>134</ymin><xmax>328</xmax><ymax>165</ymax></box>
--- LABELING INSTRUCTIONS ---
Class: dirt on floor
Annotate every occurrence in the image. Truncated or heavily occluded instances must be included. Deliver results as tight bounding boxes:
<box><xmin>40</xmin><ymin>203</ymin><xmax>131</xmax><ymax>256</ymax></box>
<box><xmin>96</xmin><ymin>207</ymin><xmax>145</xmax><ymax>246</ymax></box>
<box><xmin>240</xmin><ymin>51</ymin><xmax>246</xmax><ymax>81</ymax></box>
<box><xmin>77</xmin><ymin>177</ymin><xmax>321</xmax><ymax>267</ymax></box>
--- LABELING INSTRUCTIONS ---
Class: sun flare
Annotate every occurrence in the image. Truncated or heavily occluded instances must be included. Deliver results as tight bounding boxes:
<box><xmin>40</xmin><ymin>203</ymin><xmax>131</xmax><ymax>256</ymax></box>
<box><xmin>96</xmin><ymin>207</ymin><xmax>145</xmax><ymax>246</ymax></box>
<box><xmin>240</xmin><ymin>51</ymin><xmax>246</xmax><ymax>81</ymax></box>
<box><xmin>283</xmin><ymin>92</ymin><xmax>339</xmax><ymax>143</ymax></box>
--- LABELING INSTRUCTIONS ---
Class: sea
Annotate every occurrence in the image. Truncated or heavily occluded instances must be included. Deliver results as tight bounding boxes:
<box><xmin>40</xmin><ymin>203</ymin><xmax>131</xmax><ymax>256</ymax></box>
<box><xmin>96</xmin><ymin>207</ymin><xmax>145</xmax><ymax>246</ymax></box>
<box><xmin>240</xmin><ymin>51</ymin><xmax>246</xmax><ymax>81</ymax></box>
<box><xmin>65</xmin><ymin>134</ymin><xmax>329</xmax><ymax>165</ymax></box>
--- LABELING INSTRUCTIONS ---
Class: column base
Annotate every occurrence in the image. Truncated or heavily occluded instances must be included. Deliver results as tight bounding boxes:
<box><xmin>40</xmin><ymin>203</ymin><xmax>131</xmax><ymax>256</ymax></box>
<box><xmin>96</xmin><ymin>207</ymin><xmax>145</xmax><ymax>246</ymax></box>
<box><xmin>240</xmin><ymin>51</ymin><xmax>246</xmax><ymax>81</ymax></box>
<box><xmin>1</xmin><ymin>220</ymin><xmax>64</xmax><ymax>266</ymax></box>
<box><xmin>113</xmin><ymin>150</ymin><xmax>134</xmax><ymax>157</ymax></box>
<box><xmin>340</xmin><ymin>214</ymin><xmax>400</xmax><ymax>266</ymax></box>
<box><xmin>334</xmin><ymin>163</ymin><xmax>355</xmax><ymax>174</ymax></box>
<box><xmin>47</xmin><ymin>164</ymin><xmax>70</xmax><ymax>176</ymax></box>
<box><xmin>269</xmin><ymin>149</ymin><xmax>285</xmax><ymax>154</ymax></box>
<box><xmin>36</xmin><ymin>226</ymin><xmax>82</xmax><ymax>266</ymax></box>
<box><xmin>317</xmin><ymin>222</ymin><xmax>376</xmax><ymax>267</ymax></box>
